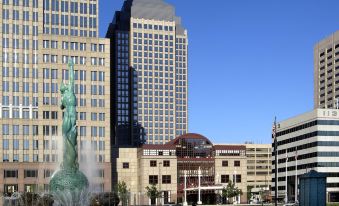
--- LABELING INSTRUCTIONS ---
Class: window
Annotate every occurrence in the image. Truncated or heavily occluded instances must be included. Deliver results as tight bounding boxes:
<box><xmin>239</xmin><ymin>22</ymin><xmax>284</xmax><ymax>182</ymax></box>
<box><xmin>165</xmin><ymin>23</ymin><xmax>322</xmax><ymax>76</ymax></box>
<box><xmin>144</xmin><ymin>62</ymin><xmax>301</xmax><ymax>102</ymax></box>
<box><xmin>4</xmin><ymin>170</ymin><xmax>18</xmax><ymax>178</ymax></box>
<box><xmin>150</xmin><ymin>160</ymin><xmax>157</xmax><ymax>167</ymax></box>
<box><xmin>234</xmin><ymin>161</ymin><xmax>240</xmax><ymax>167</ymax></box>
<box><xmin>122</xmin><ymin>162</ymin><xmax>129</xmax><ymax>169</ymax></box>
<box><xmin>234</xmin><ymin>175</ymin><xmax>241</xmax><ymax>183</ymax></box>
<box><xmin>3</xmin><ymin>124</ymin><xmax>9</xmax><ymax>135</ymax></box>
<box><xmin>221</xmin><ymin>175</ymin><xmax>230</xmax><ymax>183</ymax></box>
<box><xmin>24</xmin><ymin>140</ymin><xmax>29</xmax><ymax>150</ymax></box>
<box><xmin>149</xmin><ymin>175</ymin><xmax>158</xmax><ymax>184</ymax></box>
<box><xmin>13</xmin><ymin>139</ymin><xmax>19</xmax><ymax>150</ymax></box>
<box><xmin>24</xmin><ymin>170</ymin><xmax>38</xmax><ymax>178</ymax></box>
<box><xmin>23</xmin><ymin>154</ymin><xmax>29</xmax><ymax>162</ymax></box>
<box><xmin>163</xmin><ymin>160</ymin><xmax>170</xmax><ymax>167</ymax></box>
<box><xmin>13</xmin><ymin>125</ymin><xmax>19</xmax><ymax>135</ymax></box>
<box><xmin>99</xmin><ymin>44</ymin><xmax>105</xmax><ymax>52</ymax></box>
<box><xmin>3</xmin><ymin>154</ymin><xmax>9</xmax><ymax>162</ymax></box>
<box><xmin>44</xmin><ymin>155</ymin><xmax>50</xmax><ymax>163</ymax></box>
<box><xmin>3</xmin><ymin>139</ymin><xmax>9</xmax><ymax>150</ymax></box>
<box><xmin>44</xmin><ymin>170</ymin><xmax>53</xmax><ymax>178</ymax></box>
<box><xmin>222</xmin><ymin>161</ymin><xmax>228</xmax><ymax>167</ymax></box>
<box><xmin>33</xmin><ymin>125</ymin><xmax>39</xmax><ymax>136</ymax></box>
<box><xmin>162</xmin><ymin>175</ymin><xmax>171</xmax><ymax>184</ymax></box>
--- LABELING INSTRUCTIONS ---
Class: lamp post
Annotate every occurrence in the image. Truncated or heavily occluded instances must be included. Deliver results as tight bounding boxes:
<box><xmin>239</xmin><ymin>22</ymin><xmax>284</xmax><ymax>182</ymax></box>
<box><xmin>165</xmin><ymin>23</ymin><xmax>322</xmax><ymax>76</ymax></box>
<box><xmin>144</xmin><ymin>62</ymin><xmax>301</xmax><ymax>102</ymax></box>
<box><xmin>183</xmin><ymin>171</ymin><xmax>188</xmax><ymax>206</ymax></box>
<box><xmin>197</xmin><ymin>167</ymin><xmax>202</xmax><ymax>205</ymax></box>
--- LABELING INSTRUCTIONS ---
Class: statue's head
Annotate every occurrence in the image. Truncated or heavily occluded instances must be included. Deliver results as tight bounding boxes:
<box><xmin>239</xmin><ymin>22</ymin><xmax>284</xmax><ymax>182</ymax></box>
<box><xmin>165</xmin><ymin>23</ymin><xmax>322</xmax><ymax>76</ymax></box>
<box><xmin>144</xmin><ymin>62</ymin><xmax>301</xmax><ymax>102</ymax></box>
<box><xmin>60</xmin><ymin>83</ymin><xmax>68</xmax><ymax>94</ymax></box>
<box><xmin>68</xmin><ymin>58</ymin><xmax>74</xmax><ymax>68</ymax></box>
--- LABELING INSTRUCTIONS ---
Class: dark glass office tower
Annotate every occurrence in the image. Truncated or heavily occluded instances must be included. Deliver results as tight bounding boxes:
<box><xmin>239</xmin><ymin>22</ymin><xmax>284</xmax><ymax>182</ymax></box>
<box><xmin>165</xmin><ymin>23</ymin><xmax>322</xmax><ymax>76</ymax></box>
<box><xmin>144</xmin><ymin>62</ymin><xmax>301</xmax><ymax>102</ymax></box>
<box><xmin>106</xmin><ymin>0</ymin><xmax>188</xmax><ymax>145</ymax></box>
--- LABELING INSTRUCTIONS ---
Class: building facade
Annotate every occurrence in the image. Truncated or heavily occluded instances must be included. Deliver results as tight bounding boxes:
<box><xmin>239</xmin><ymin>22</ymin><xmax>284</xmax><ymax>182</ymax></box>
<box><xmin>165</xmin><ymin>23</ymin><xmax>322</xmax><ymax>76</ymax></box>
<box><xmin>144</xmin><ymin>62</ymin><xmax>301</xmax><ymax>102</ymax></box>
<box><xmin>272</xmin><ymin>109</ymin><xmax>339</xmax><ymax>202</ymax></box>
<box><xmin>0</xmin><ymin>0</ymin><xmax>111</xmax><ymax>195</ymax></box>
<box><xmin>245</xmin><ymin>144</ymin><xmax>271</xmax><ymax>190</ymax></box>
<box><xmin>115</xmin><ymin>133</ymin><xmax>249</xmax><ymax>205</ymax></box>
<box><xmin>106</xmin><ymin>0</ymin><xmax>188</xmax><ymax>145</ymax></box>
<box><xmin>314</xmin><ymin>30</ymin><xmax>339</xmax><ymax>109</ymax></box>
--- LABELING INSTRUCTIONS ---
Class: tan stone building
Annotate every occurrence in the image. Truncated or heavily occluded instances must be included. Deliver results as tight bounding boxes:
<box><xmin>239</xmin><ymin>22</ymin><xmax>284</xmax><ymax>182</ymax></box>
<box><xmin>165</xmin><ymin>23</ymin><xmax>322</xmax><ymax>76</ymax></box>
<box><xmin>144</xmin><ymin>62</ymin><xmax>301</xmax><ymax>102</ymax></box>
<box><xmin>314</xmin><ymin>30</ymin><xmax>339</xmax><ymax>109</ymax></box>
<box><xmin>214</xmin><ymin>145</ymin><xmax>248</xmax><ymax>203</ymax></box>
<box><xmin>245</xmin><ymin>144</ymin><xmax>271</xmax><ymax>190</ymax></box>
<box><xmin>0</xmin><ymin>0</ymin><xmax>111</xmax><ymax>196</ymax></box>
<box><xmin>114</xmin><ymin>133</ymin><xmax>249</xmax><ymax>205</ymax></box>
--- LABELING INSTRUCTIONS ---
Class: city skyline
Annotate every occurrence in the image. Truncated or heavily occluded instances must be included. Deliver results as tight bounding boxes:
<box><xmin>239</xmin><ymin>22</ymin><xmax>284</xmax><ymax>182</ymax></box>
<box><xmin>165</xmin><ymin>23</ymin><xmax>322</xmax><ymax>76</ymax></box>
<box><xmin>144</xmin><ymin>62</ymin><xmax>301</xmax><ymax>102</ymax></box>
<box><xmin>101</xmin><ymin>0</ymin><xmax>339</xmax><ymax>144</ymax></box>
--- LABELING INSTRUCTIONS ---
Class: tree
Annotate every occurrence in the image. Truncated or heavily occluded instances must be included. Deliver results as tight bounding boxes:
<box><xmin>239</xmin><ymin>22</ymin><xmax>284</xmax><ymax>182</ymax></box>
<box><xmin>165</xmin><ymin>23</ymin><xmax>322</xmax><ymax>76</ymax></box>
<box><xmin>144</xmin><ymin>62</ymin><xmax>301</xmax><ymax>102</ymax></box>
<box><xmin>116</xmin><ymin>181</ymin><xmax>129</xmax><ymax>206</ymax></box>
<box><xmin>145</xmin><ymin>184</ymin><xmax>161</xmax><ymax>205</ymax></box>
<box><xmin>222</xmin><ymin>181</ymin><xmax>243</xmax><ymax>204</ymax></box>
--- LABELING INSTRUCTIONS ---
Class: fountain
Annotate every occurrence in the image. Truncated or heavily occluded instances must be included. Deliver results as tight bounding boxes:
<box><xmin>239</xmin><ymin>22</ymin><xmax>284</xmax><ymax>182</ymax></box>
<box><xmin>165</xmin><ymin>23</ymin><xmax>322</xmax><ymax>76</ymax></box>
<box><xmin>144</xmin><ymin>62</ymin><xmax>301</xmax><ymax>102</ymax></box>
<box><xmin>49</xmin><ymin>59</ymin><xmax>89</xmax><ymax>206</ymax></box>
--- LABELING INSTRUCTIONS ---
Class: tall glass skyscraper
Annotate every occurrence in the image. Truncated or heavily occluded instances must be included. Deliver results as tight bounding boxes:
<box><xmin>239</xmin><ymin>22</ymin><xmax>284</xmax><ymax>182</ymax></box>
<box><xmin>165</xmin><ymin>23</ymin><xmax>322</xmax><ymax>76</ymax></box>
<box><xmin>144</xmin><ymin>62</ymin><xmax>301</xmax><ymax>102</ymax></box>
<box><xmin>0</xmin><ymin>0</ymin><xmax>112</xmax><ymax>195</ymax></box>
<box><xmin>106</xmin><ymin>0</ymin><xmax>188</xmax><ymax>145</ymax></box>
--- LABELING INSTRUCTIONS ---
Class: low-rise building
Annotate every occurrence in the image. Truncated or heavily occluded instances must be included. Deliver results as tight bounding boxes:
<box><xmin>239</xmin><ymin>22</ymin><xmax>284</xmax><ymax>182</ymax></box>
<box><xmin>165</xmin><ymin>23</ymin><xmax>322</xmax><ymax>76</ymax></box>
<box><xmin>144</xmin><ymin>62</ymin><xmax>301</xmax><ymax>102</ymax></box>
<box><xmin>114</xmin><ymin>133</ymin><xmax>249</xmax><ymax>205</ymax></box>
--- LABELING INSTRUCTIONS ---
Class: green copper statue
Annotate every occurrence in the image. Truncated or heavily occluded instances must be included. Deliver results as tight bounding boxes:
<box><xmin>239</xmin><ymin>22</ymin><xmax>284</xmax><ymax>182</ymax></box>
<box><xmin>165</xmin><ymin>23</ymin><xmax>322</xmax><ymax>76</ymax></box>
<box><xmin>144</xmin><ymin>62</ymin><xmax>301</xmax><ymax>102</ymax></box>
<box><xmin>49</xmin><ymin>59</ymin><xmax>89</xmax><ymax>204</ymax></box>
<box><xmin>60</xmin><ymin>59</ymin><xmax>78</xmax><ymax>171</ymax></box>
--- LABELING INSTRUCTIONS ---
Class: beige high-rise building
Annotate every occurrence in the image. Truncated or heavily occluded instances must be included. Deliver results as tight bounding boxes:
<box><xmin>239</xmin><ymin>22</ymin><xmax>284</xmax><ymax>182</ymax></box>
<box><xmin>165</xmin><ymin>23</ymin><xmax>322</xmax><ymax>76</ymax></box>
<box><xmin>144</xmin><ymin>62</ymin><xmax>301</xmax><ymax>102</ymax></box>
<box><xmin>0</xmin><ymin>0</ymin><xmax>111</xmax><ymax>196</ymax></box>
<box><xmin>245</xmin><ymin>144</ymin><xmax>271</xmax><ymax>191</ymax></box>
<box><xmin>314</xmin><ymin>30</ymin><xmax>339</xmax><ymax>109</ymax></box>
<box><xmin>106</xmin><ymin>0</ymin><xmax>188</xmax><ymax>145</ymax></box>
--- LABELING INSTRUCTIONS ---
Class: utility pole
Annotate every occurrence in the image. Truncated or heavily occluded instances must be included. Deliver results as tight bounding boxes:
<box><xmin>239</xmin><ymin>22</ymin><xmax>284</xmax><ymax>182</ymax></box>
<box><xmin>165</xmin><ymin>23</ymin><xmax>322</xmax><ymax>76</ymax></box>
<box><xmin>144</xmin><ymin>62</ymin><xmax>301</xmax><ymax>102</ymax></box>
<box><xmin>285</xmin><ymin>150</ymin><xmax>288</xmax><ymax>204</ymax></box>
<box><xmin>295</xmin><ymin>149</ymin><xmax>298</xmax><ymax>203</ymax></box>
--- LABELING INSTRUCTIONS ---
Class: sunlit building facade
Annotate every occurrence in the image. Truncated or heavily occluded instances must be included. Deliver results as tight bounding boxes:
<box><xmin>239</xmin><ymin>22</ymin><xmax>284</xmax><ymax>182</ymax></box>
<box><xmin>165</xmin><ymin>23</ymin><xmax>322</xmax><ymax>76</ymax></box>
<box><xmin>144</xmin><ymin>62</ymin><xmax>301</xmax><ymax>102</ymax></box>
<box><xmin>115</xmin><ymin>133</ymin><xmax>249</xmax><ymax>205</ymax></box>
<box><xmin>314</xmin><ymin>30</ymin><xmax>339</xmax><ymax>109</ymax></box>
<box><xmin>0</xmin><ymin>0</ymin><xmax>111</xmax><ymax>196</ymax></box>
<box><xmin>272</xmin><ymin>109</ymin><xmax>339</xmax><ymax>203</ymax></box>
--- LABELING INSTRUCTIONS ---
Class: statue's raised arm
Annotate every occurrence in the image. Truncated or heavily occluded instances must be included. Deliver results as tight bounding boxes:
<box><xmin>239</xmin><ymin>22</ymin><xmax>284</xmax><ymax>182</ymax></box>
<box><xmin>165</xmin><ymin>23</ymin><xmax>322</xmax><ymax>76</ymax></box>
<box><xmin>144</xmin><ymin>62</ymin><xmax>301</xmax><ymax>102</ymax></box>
<box><xmin>68</xmin><ymin>58</ymin><xmax>75</xmax><ymax>92</ymax></box>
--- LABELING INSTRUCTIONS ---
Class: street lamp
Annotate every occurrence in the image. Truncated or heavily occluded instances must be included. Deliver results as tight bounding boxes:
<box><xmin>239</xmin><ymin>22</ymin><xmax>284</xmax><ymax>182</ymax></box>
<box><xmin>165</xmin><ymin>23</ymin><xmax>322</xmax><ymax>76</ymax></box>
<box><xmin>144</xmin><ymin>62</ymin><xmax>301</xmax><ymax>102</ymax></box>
<box><xmin>183</xmin><ymin>170</ymin><xmax>188</xmax><ymax>206</ymax></box>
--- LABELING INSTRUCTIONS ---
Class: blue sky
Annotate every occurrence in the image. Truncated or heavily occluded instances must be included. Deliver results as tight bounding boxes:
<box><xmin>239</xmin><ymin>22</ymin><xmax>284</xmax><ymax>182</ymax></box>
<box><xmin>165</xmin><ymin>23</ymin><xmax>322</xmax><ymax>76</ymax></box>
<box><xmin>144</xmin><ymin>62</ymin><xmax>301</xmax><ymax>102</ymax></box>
<box><xmin>99</xmin><ymin>0</ymin><xmax>339</xmax><ymax>144</ymax></box>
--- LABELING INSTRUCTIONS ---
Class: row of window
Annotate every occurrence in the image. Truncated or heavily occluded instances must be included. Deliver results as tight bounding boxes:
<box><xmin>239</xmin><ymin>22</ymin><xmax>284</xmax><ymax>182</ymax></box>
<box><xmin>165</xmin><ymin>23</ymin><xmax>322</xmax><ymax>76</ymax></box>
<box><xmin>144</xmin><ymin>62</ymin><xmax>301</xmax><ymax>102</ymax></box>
<box><xmin>276</xmin><ymin>130</ymin><xmax>339</xmax><ymax>147</ymax></box>
<box><xmin>221</xmin><ymin>174</ymin><xmax>242</xmax><ymax>183</ymax></box>
<box><xmin>44</xmin><ymin>13</ymin><xmax>97</xmax><ymax>28</ymax></box>
<box><xmin>4</xmin><ymin>170</ymin><xmax>38</xmax><ymax>178</ymax></box>
<box><xmin>43</xmin><ymin>41</ymin><xmax>105</xmax><ymax>52</ymax></box>
<box><xmin>2</xmin><ymin>53</ymin><xmax>38</xmax><ymax>63</ymax></box>
<box><xmin>3</xmin><ymin>154</ymin><xmax>39</xmax><ymax>162</ymax></box>
<box><xmin>133</xmin><ymin>23</ymin><xmax>174</xmax><ymax>32</ymax></box>
<box><xmin>275</xmin><ymin>150</ymin><xmax>339</xmax><ymax>165</ymax></box>
<box><xmin>132</xmin><ymin>45</ymin><xmax>174</xmax><ymax>53</ymax></box>
<box><xmin>43</xmin><ymin>27</ymin><xmax>97</xmax><ymax>37</ymax></box>
<box><xmin>2</xmin><ymin>0</ymin><xmax>37</xmax><ymax>7</ymax></box>
<box><xmin>133</xmin><ymin>51</ymin><xmax>175</xmax><ymax>59</ymax></box>
<box><xmin>148</xmin><ymin>175</ymin><xmax>172</xmax><ymax>184</ymax></box>
<box><xmin>1</xmin><ymin>125</ymin><xmax>105</xmax><ymax>137</ymax></box>
<box><xmin>222</xmin><ymin>160</ymin><xmax>241</xmax><ymax>167</ymax></box>
<box><xmin>43</xmin><ymin>0</ymin><xmax>97</xmax><ymax>15</ymax></box>
<box><xmin>2</xmin><ymin>23</ymin><xmax>39</xmax><ymax>35</ymax></box>
<box><xmin>3</xmin><ymin>139</ymin><xmax>37</xmax><ymax>150</ymax></box>
<box><xmin>3</xmin><ymin>139</ymin><xmax>105</xmax><ymax>152</ymax></box>
<box><xmin>273</xmin><ymin>162</ymin><xmax>339</xmax><ymax>174</ymax></box>
<box><xmin>42</xmin><ymin>54</ymin><xmax>105</xmax><ymax>65</ymax></box>
<box><xmin>2</xmin><ymin>39</ymin><xmax>38</xmax><ymax>51</ymax></box>
<box><xmin>2</xmin><ymin>67</ymin><xmax>36</xmax><ymax>78</ymax></box>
